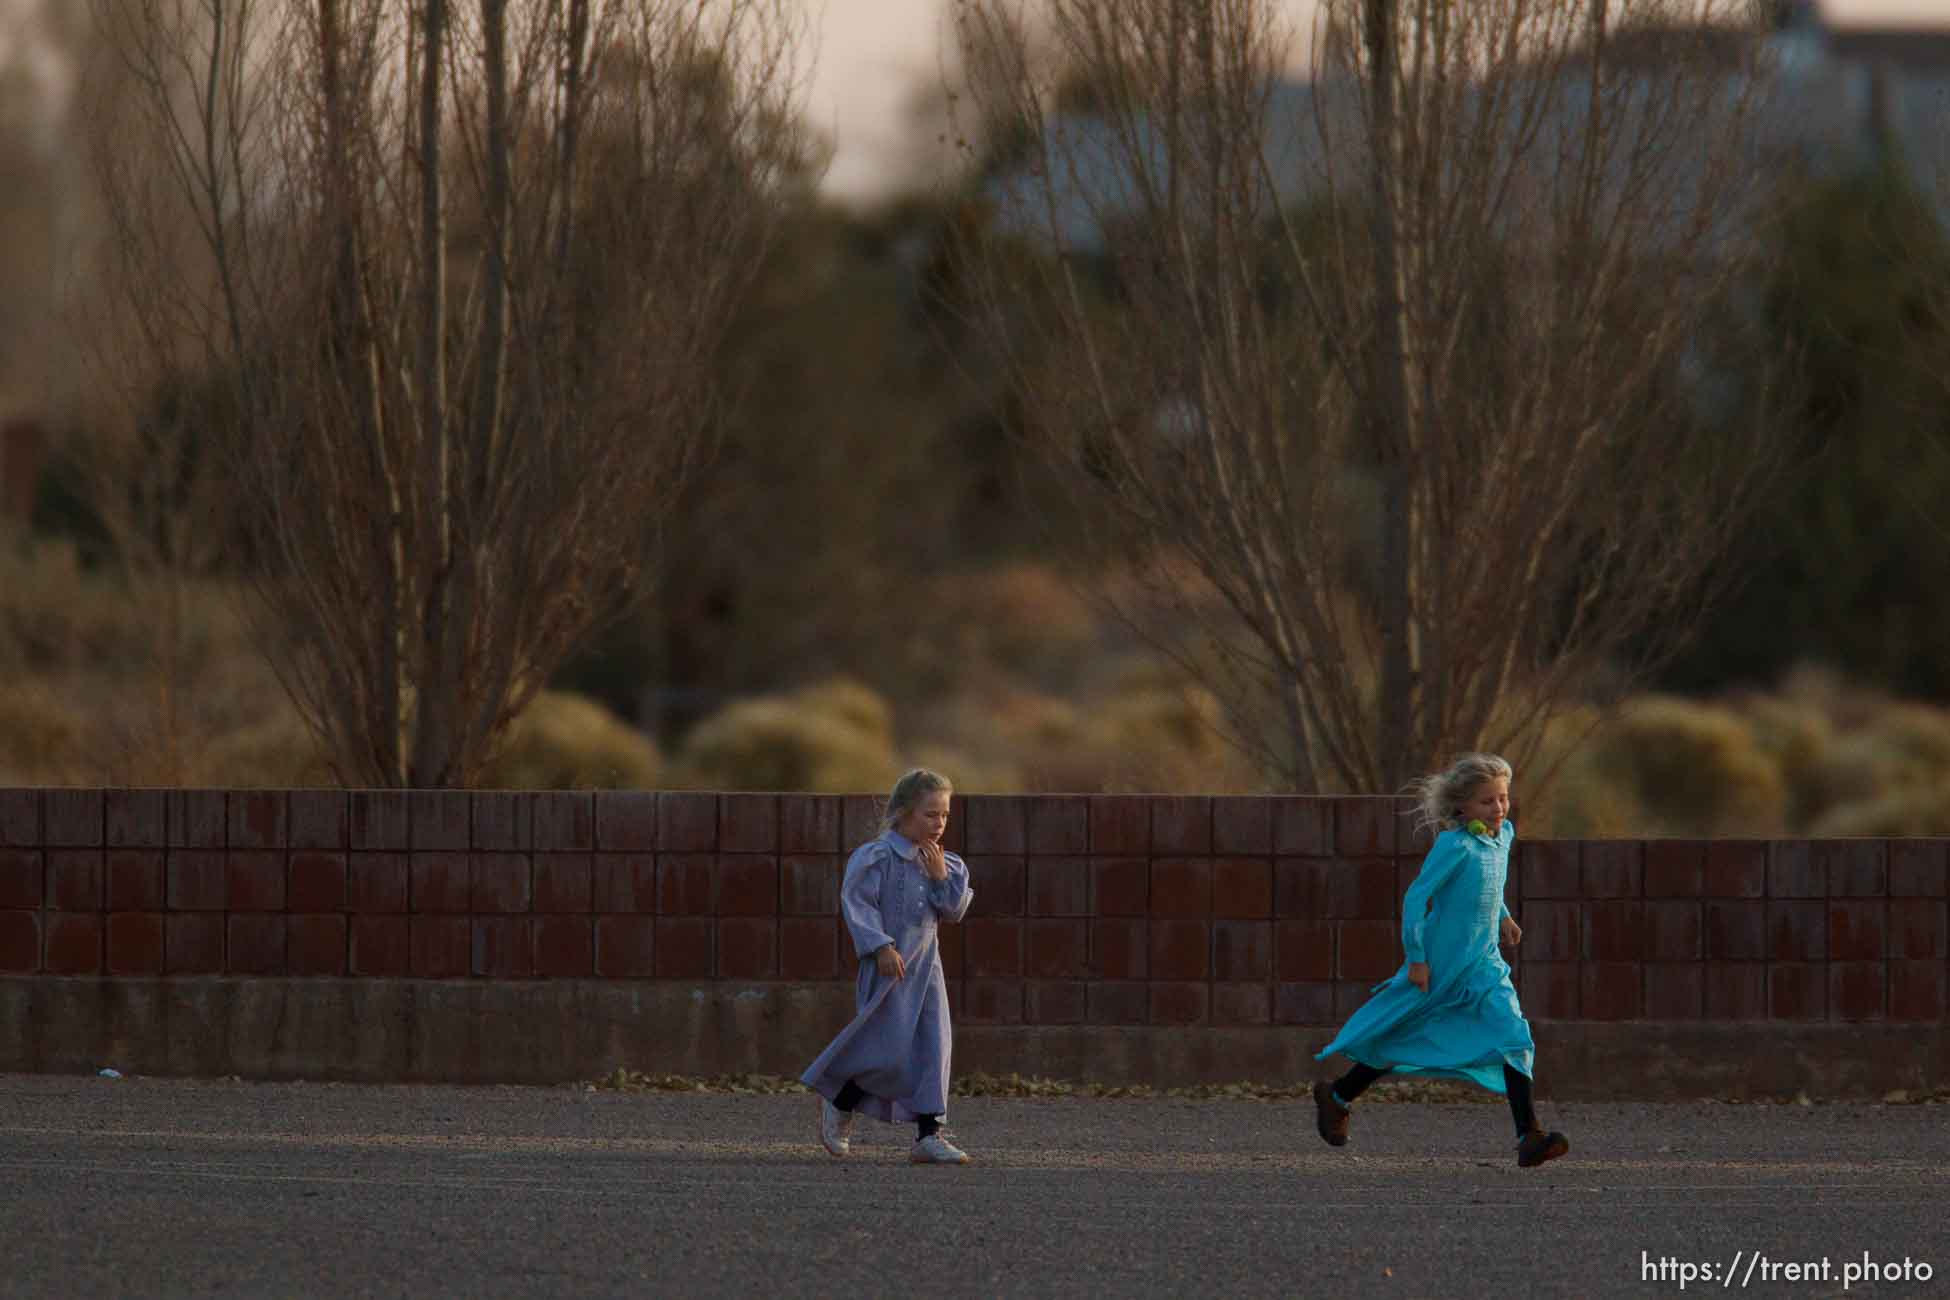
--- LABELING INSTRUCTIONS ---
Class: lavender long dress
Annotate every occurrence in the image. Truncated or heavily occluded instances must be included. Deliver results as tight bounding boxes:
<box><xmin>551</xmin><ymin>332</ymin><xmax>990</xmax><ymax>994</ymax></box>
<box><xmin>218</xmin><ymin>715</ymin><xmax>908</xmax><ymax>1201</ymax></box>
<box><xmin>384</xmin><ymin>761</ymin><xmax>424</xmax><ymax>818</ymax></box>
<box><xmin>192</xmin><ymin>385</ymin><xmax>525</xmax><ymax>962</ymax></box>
<box><xmin>800</xmin><ymin>830</ymin><xmax>974</xmax><ymax>1124</ymax></box>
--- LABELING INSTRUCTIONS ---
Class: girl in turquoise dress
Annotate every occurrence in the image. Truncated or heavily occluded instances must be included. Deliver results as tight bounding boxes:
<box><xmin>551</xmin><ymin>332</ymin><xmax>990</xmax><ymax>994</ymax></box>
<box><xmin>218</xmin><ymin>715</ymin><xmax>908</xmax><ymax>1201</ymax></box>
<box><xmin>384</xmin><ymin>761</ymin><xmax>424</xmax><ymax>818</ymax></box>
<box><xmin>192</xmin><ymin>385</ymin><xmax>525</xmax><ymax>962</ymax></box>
<box><xmin>1312</xmin><ymin>753</ymin><xmax>1570</xmax><ymax>1168</ymax></box>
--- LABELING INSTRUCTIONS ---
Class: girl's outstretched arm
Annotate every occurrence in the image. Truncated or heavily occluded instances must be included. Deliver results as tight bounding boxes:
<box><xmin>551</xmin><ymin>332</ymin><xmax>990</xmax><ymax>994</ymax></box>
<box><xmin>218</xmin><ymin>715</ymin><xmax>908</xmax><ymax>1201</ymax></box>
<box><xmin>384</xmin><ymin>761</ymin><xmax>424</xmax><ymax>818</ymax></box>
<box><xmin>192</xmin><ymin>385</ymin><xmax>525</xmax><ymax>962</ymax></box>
<box><xmin>1400</xmin><ymin>836</ymin><xmax>1469</xmax><ymax>965</ymax></box>
<box><xmin>839</xmin><ymin>843</ymin><xmax>897</xmax><ymax>960</ymax></box>
<box><xmin>926</xmin><ymin>851</ymin><xmax>974</xmax><ymax>924</ymax></box>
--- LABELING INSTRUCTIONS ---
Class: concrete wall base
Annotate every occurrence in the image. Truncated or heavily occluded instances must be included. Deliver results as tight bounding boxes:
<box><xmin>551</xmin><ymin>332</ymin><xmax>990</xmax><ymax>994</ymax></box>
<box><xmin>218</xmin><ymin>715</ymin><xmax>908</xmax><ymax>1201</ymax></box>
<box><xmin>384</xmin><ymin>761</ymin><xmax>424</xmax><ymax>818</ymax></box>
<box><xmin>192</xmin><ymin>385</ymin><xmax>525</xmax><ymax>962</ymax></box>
<box><xmin>4</xmin><ymin>978</ymin><xmax>1942</xmax><ymax>1100</ymax></box>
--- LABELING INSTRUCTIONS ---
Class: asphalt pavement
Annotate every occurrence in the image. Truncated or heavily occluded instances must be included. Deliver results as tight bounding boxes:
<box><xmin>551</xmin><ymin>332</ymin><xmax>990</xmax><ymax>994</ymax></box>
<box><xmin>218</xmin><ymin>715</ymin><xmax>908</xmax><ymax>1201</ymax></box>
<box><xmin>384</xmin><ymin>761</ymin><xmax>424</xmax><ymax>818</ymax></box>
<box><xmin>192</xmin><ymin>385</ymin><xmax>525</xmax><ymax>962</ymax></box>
<box><xmin>1</xmin><ymin>1074</ymin><xmax>1945</xmax><ymax>1299</ymax></box>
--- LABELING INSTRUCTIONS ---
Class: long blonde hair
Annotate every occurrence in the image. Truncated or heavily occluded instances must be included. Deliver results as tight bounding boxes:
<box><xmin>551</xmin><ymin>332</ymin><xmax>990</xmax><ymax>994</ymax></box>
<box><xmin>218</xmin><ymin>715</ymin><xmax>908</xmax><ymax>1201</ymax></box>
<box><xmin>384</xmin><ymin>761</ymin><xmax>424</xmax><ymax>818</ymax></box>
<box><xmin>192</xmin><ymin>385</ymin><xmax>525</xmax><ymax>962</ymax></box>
<box><xmin>879</xmin><ymin>767</ymin><xmax>953</xmax><ymax>834</ymax></box>
<box><xmin>1404</xmin><ymin>752</ymin><xmax>1512</xmax><ymax>837</ymax></box>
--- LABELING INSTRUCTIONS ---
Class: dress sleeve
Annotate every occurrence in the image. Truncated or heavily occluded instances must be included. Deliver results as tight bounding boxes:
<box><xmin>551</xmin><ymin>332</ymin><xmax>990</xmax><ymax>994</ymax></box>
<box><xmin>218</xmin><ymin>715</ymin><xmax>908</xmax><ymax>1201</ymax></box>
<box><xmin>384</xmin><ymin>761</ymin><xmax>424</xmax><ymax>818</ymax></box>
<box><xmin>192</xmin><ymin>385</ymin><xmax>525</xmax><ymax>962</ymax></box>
<box><xmin>926</xmin><ymin>852</ymin><xmax>974</xmax><ymax>924</ymax></box>
<box><xmin>1400</xmin><ymin>834</ymin><xmax>1470</xmax><ymax>965</ymax></box>
<box><xmin>839</xmin><ymin>843</ymin><xmax>896</xmax><ymax>960</ymax></box>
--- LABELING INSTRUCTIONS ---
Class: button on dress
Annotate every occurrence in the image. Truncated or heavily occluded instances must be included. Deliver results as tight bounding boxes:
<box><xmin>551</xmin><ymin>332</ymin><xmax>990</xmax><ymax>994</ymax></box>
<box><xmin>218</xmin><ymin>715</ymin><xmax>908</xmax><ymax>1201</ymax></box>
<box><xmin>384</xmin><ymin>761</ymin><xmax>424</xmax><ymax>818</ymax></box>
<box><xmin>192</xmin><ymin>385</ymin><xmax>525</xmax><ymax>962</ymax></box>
<box><xmin>1314</xmin><ymin>821</ymin><xmax>1536</xmax><ymax>1092</ymax></box>
<box><xmin>801</xmin><ymin>830</ymin><xmax>974</xmax><ymax>1123</ymax></box>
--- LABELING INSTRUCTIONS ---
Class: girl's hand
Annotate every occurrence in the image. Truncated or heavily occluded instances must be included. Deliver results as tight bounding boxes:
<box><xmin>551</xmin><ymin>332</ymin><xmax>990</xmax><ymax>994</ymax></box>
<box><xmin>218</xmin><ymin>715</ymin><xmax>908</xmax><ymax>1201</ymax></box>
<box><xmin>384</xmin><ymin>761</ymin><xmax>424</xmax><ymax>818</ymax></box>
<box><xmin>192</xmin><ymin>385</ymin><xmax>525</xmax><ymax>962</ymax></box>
<box><xmin>876</xmin><ymin>945</ymin><xmax>906</xmax><ymax>980</ymax></box>
<box><xmin>1500</xmin><ymin>915</ymin><xmax>1522</xmax><ymax>947</ymax></box>
<box><xmin>917</xmin><ymin>840</ymin><xmax>948</xmax><ymax>882</ymax></box>
<box><xmin>1408</xmin><ymin>962</ymin><xmax>1430</xmax><ymax>992</ymax></box>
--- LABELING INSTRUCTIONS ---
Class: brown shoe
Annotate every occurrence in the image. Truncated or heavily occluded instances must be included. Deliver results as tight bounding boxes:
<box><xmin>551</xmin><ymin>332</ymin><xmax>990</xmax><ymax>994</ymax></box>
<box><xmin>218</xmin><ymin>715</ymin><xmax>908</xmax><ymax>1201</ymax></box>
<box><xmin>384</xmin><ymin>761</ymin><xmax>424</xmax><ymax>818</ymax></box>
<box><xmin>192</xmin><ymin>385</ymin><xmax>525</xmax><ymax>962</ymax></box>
<box><xmin>1313</xmin><ymin>1081</ymin><xmax>1350</xmax><ymax>1147</ymax></box>
<box><xmin>1516</xmin><ymin>1128</ymin><xmax>1569</xmax><ymax>1168</ymax></box>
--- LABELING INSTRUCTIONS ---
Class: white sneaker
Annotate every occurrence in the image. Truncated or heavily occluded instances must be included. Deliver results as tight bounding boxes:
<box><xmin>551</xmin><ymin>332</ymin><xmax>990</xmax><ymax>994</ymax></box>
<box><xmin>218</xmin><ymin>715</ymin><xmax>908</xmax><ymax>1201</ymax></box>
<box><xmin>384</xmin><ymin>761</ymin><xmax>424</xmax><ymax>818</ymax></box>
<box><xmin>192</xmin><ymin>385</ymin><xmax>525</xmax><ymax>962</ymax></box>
<box><xmin>818</xmin><ymin>1097</ymin><xmax>853</xmax><ymax>1157</ymax></box>
<box><xmin>909</xmin><ymin>1133</ymin><xmax>969</xmax><ymax>1164</ymax></box>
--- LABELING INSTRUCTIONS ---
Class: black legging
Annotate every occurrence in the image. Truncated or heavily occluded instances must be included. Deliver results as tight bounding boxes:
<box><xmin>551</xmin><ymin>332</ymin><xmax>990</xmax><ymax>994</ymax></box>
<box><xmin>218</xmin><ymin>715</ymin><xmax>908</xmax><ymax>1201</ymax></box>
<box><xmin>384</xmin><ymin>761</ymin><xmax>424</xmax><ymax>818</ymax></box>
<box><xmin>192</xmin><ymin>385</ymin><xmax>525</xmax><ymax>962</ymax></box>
<box><xmin>1333</xmin><ymin>1062</ymin><xmax>1538</xmax><ymax>1140</ymax></box>
<box><xmin>832</xmin><ymin>1078</ymin><xmax>940</xmax><ymax>1139</ymax></box>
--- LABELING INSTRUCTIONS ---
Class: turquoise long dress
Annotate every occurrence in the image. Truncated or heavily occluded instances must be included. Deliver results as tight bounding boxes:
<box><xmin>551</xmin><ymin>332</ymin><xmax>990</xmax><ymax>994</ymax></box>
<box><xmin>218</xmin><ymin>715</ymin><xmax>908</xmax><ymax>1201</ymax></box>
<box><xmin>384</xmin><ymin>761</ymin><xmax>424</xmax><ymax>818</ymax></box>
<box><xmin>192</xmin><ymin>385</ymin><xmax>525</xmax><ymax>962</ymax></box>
<box><xmin>1314</xmin><ymin>820</ymin><xmax>1535</xmax><ymax>1093</ymax></box>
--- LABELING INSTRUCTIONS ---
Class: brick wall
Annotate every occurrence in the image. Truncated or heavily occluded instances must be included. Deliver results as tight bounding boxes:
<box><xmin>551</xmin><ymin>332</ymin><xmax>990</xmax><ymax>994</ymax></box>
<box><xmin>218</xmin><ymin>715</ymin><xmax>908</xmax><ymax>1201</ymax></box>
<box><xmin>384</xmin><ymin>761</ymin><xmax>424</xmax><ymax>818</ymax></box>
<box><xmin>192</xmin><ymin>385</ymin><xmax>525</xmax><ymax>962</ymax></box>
<box><xmin>1</xmin><ymin>788</ymin><xmax>1945</xmax><ymax>1027</ymax></box>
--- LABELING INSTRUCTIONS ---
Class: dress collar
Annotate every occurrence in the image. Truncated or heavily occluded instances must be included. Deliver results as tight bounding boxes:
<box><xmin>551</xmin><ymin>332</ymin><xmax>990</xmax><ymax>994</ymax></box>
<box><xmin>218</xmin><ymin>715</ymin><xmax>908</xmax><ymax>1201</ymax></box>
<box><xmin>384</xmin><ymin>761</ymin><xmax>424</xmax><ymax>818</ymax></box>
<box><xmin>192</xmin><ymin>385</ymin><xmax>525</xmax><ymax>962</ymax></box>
<box><xmin>885</xmin><ymin>829</ymin><xmax>920</xmax><ymax>861</ymax></box>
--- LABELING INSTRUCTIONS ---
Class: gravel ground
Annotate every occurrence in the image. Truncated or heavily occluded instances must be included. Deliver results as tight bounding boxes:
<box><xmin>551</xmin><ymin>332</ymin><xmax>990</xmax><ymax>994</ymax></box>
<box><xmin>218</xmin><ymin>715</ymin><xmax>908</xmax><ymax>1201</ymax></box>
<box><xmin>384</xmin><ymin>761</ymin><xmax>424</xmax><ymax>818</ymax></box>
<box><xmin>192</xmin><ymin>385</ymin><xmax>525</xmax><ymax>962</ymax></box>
<box><xmin>0</xmin><ymin>1073</ymin><xmax>1945</xmax><ymax>1299</ymax></box>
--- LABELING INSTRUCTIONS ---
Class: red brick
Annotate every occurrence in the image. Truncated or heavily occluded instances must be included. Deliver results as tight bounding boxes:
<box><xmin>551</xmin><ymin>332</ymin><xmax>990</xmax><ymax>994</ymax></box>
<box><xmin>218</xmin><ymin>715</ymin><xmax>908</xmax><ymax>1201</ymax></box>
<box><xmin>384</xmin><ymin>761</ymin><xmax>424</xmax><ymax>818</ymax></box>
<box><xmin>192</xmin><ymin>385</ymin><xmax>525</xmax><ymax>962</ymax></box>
<box><xmin>965</xmin><ymin>918</ymin><xmax>1023</xmax><ymax>977</ymax></box>
<box><xmin>1025</xmin><ymin>980</ymin><xmax>1086</xmax><ymax>1024</ymax></box>
<box><xmin>0</xmin><ymin>910</ymin><xmax>38</xmax><ymax>971</ymax></box>
<box><xmin>719</xmin><ymin>795</ymin><xmax>779</xmax><ymax>854</ymax></box>
<box><xmin>1151</xmin><ymin>797</ymin><xmax>1211</xmax><ymax>854</ymax></box>
<box><xmin>1026</xmin><ymin>797</ymin><xmax>1089</xmax><ymax>854</ymax></box>
<box><xmin>106</xmin><ymin>913</ymin><xmax>164</xmax><ymax>974</ymax></box>
<box><xmin>717</xmin><ymin>856</ymin><xmax>778</xmax><ymax>916</ymax></box>
<box><xmin>287</xmin><ymin>914</ymin><xmax>347</xmax><ymax>975</ymax></box>
<box><xmin>1889</xmin><ymin>900</ymin><xmax>1947</xmax><ymax>959</ymax></box>
<box><xmin>1581</xmin><ymin>962</ymin><xmax>1642</xmax><ymax>1019</ymax></box>
<box><xmin>1090</xmin><ymin>919</ymin><xmax>1147</xmax><ymax>979</ymax></box>
<box><xmin>1645</xmin><ymin>902</ymin><xmax>1702</xmax><ymax>961</ymax></box>
<box><xmin>591</xmin><ymin>855</ymin><xmax>656</xmax><ymax>913</ymax></box>
<box><xmin>1645</xmin><ymin>963</ymin><xmax>1703</xmax><ymax>1018</ymax></box>
<box><xmin>1517</xmin><ymin>901</ymin><xmax>1579</xmax><ymax>961</ymax></box>
<box><xmin>1212</xmin><ymin>920</ymin><xmax>1272</xmax><ymax>981</ymax></box>
<box><xmin>840</xmin><ymin>796</ymin><xmax>882</xmax><ymax>850</ymax></box>
<box><xmin>1149</xmin><ymin>918</ymin><xmax>1210</xmax><ymax>980</ymax></box>
<box><xmin>1026</xmin><ymin>859</ymin><xmax>1089</xmax><ymax>916</ymax></box>
<box><xmin>1276</xmin><ymin>919</ymin><xmax>1332</xmax><ymax>981</ymax></box>
<box><xmin>779</xmin><ymin>796</ymin><xmax>840</xmax><ymax>853</ymax></box>
<box><xmin>1889</xmin><ymin>960</ymin><xmax>1946</xmax><ymax>1021</ymax></box>
<box><xmin>48</xmin><ymin>850</ymin><xmax>104</xmax><ymax>911</ymax></box>
<box><xmin>468</xmin><ymin>917</ymin><xmax>532</xmax><ymax>977</ymax></box>
<box><xmin>1520</xmin><ymin>961</ymin><xmax>1579</xmax><ymax>1018</ymax></box>
<box><xmin>347</xmin><ymin>791</ymin><xmax>409</xmax><ymax>850</ymax></box>
<box><xmin>226</xmin><ymin>914</ymin><xmax>284</xmax><ymax>974</ymax></box>
<box><xmin>654</xmin><ymin>917</ymin><xmax>713</xmax><ymax>977</ymax></box>
<box><xmin>939</xmin><ymin>925</ymin><xmax>964</xmax><ymax>979</ymax></box>
<box><xmin>657</xmin><ymin>854</ymin><xmax>715</xmax><ymax>915</ymax></box>
<box><xmin>1274</xmin><ymin>800</ymin><xmax>1331</xmax><ymax>856</ymax></box>
<box><xmin>533</xmin><ymin>793</ymin><xmax>596</xmax><ymax>851</ymax></box>
<box><xmin>165</xmin><ymin>912</ymin><xmax>224</xmax><ymax>973</ymax></box>
<box><xmin>718</xmin><ymin>917</ymin><xmax>778</xmax><ymax>978</ymax></box>
<box><xmin>410</xmin><ymin>853</ymin><xmax>470</xmax><ymax>913</ymax></box>
<box><xmin>1585</xmin><ymin>901</ymin><xmax>1645</xmax><ymax>961</ymax></box>
<box><xmin>1333</xmin><ymin>981</ymin><xmax>1377</xmax><ymax>1019</ymax></box>
<box><xmin>349</xmin><ymin>915</ymin><xmax>410</xmax><ymax>975</ymax></box>
<box><xmin>964</xmin><ymin>980</ymin><xmax>1024</xmax><ymax>1024</ymax></box>
<box><xmin>1211</xmin><ymin>797</ymin><xmax>1273</xmax><ymax>856</ymax></box>
<box><xmin>1823</xmin><ymin>842</ymin><xmax>1886</xmax><ymax>897</ymax></box>
<box><xmin>289</xmin><ymin>791</ymin><xmax>347</xmax><ymax>850</ymax></box>
<box><xmin>1335</xmin><ymin>920</ymin><xmax>1398</xmax><ymax>980</ymax></box>
<box><xmin>410</xmin><ymin>916</ymin><xmax>470</xmax><ymax>976</ymax></box>
<box><xmin>1212</xmin><ymin>983</ymin><xmax>1271</xmax><ymax>1025</ymax></box>
<box><xmin>1276</xmin><ymin>981</ymin><xmax>1336</xmax><ymax>1023</ymax></box>
<box><xmin>1091</xmin><ymin>859</ymin><xmax>1147</xmax><ymax>916</ymax></box>
<box><xmin>0</xmin><ymin>850</ymin><xmax>42</xmax><ymax>909</ymax></box>
<box><xmin>228</xmin><ymin>851</ymin><xmax>287</xmax><ymax>912</ymax></box>
<box><xmin>1582</xmin><ymin>842</ymin><xmax>1641</xmax><ymax>897</ymax></box>
<box><xmin>1768</xmin><ymin>843</ymin><xmax>1823</xmax><ymax>898</ymax></box>
<box><xmin>532</xmin><ymin>916</ymin><xmax>594</xmax><ymax>977</ymax></box>
<box><xmin>348</xmin><ymin>853</ymin><xmax>408</xmax><ymax>913</ymax></box>
<box><xmin>167</xmin><ymin>850</ymin><xmax>225</xmax><ymax>910</ymax></box>
<box><xmin>655</xmin><ymin>793</ymin><xmax>717</xmax><ymax>851</ymax></box>
<box><xmin>1767</xmin><ymin>901</ymin><xmax>1825</xmax><ymax>961</ymax></box>
<box><xmin>1087</xmin><ymin>981</ymin><xmax>1148</xmax><ymax>1024</ymax></box>
<box><xmin>1828</xmin><ymin>962</ymin><xmax>1884</xmax><ymax>1021</ymax></box>
<box><xmin>220</xmin><ymin>790</ymin><xmax>283</xmax><ymax>850</ymax></box>
<box><xmin>1767</xmin><ymin>962</ymin><xmax>1825</xmax><ymax>1019</ymax></box>
<box><xmin>1212</xmin><ymin>859</ymin><xmax>1271</xmax><ymax>918</ymax></box>
<box><xmin>44</xmin><ymin>913</ymin><xmax>102</xmax><ymax>974</ymax></box>
<box><xmin>1151</xmin><ymin>860</ymin><xmax>1211</xmax><ymax>917</ymax></box>
<box><xmin>0</xmin><ymin>790</ymin><xmax>36</xmax><ymax>846</ymax></box>
<box><xmin>779</xmin><ymin>917</ymin><xmax>838</xmax><ymax>979</ymax></box>
<box><xmin>595</xmin><ymin>915</ymin><xmax>657</xmax><ymax>976</ymax></box>
<box><xmin>44</xmin><ymin>789</ymin><xmax>102</xmax><ymax>846</ymax></box>
<box><xmin>1828</xmin><ymin>901</ymin><xmax>1885</xmax><ymax>962</ymax></box>
<box><xmin>594</xmin><ymin>791</ymin><xmax>657</xmax><ymax>851</ymax></box>
<box><xmin>1149</xmin><ymin>981</ymin><xmax>1208</xmax><ymax>1025</ymax></box>
<box><xmin>1329</xmin><ymin>860</ymin><xmax>1396</xmax><ymax>920</ymax></box>
<box><xmin>470</xmin><ymin>853</ymin><xmax>531</xmax><ymax>914</ymax></box>
<box><xmin>532</xmin><ymin>854</ymin><xmax>592</xmax><ymax>913</ymax></box>
<box><xmin>1089</xmin><ymin>796</ymin><xmax>1150</xmax><ymax>854</ymax></box>
<box><xmin>965</xmin><ymin>796</ymin><xmax>1026</xmax><ymax>854</ymax></box>
<box><xmin>1888</xmin><ymin>841</ymin><xmax>1948</xmax><ymax>897</ymax></box>
<box><xmin>1522</xmin><ymin>842</ymin><xmax>1580</xmax><ymax>898</ymax></box>
<box><xmin>288</xmin><ymin>852</ymin><xmax>347</xmax><ymax>912</ymax></box>
<box><xmin>1333</xmin><ymin>799</ymin><xmax>1395</xmax><ymax>856</ymax></box>
<box><xmin>781</xmin><ymin>856</ymin><xmax>839</xmax><ymax>916</ymax></box>
<box><xmin>1704</xmin><ymin>842</ymin><xmax>1766</xmax><ymax>897</ymax></box>
<box><xmin>1704</xmin><ymin>962</ymin><xmax>1766</xmax><ymax>1019</ymax></box>
<box><xmin>106</xmin><ymin>790</ymin><xmax>167</xmax><ymax>847</ymax></box>
<box><xmin>407</xmin><ymin>791</ymin><xmax>469</xmax><ymax>851</ymax></box>
<box><xmin>1024</xmin><ymin>919</ymin><xmax>1088</xmax><ymax>978</ymax></box>
<box><xmin>1704</xmin><ymin>901</ymin><xmax>1765</xmax><ymax>960</ymax></box>
<box><xmin>1642</xmin><ymin>841</ymin><xmax>1707</xmax><ymax>897</ymax></box>
<box><xmin>471</xmin><ymin>792</ymin><xmax>529</xmax><ymax>851</ymax></box>
<box><xmin>967</xmin><ymin>857</ymin><xmax>1025</xmax><ymax>916</ymax></box>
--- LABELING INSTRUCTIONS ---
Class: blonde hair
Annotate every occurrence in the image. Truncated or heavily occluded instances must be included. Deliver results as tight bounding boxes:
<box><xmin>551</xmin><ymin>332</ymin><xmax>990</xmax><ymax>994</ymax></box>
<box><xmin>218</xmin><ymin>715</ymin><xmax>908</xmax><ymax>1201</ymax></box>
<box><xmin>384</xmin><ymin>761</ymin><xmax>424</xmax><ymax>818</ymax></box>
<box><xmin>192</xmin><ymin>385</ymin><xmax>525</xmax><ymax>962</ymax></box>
<box><xmin>1404</xmin><ymin>752</ymin><xmax>1512</xmax><ymax>836</ymax></box>
<box><xmin>880</xmin><ymin>767</ymin><xmax>953</xmax><ymax>834</ymax></box>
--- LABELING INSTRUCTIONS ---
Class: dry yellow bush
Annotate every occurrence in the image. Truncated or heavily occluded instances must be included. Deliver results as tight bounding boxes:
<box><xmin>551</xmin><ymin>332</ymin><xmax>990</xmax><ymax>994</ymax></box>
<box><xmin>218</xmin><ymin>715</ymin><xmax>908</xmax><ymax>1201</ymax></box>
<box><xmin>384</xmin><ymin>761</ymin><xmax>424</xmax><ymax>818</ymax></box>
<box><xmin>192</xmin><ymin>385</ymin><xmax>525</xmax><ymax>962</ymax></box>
<box><xmin>482</xmin><ymin>690</ymin><xmax>662</xmax><ymax>791</ymax></box>
<box><xmin>670</xmin><ymin>678</ymin><xmax>894</xmax><ymax>792</ymax></box>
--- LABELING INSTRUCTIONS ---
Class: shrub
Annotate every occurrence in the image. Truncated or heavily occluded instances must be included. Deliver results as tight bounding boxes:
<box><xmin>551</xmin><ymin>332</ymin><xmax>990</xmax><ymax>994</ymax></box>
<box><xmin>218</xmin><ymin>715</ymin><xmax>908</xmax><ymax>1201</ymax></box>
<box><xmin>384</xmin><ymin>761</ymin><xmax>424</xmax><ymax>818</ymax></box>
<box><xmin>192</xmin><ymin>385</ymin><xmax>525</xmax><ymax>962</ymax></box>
<box><xmin>671</xmin><ymin>678</ymin><xmax>894</xmax><ymax>792</ymax></box>
<box><xmin>483</xmin><ymin>690</ymin><xmax>662</xmax><ymax>790</ymax></box>
<box><xmin>1582</xmin><ymin>696</ymin><xmax>1786</xmax><ymax>836</ymax></box>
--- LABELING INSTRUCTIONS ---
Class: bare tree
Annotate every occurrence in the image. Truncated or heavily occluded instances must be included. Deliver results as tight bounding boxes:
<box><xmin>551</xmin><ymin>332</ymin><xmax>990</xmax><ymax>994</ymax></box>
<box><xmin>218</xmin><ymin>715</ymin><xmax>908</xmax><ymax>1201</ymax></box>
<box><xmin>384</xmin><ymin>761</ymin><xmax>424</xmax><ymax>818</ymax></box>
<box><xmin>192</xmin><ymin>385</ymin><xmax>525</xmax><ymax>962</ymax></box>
<box><xmin>946</xmin><ymin>0</ymin><xmax>1786</xmax><ymax>796</ymax></box>
<box><xmin>80</xmin><ymin>0</ymin><xmax>815</xmax><ymax>786</ymax></box>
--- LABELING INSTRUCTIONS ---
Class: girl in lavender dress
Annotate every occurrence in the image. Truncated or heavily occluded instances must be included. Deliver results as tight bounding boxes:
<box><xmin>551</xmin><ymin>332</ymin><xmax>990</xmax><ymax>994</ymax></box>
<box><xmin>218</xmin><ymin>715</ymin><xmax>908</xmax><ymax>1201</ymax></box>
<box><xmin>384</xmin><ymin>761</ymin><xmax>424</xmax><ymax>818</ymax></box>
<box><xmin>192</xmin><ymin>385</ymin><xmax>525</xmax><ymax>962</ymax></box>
<box><xmin>802</xmin><ymin>768</ymin><xmax>975</xmax><ymax>1164</ymax></box>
